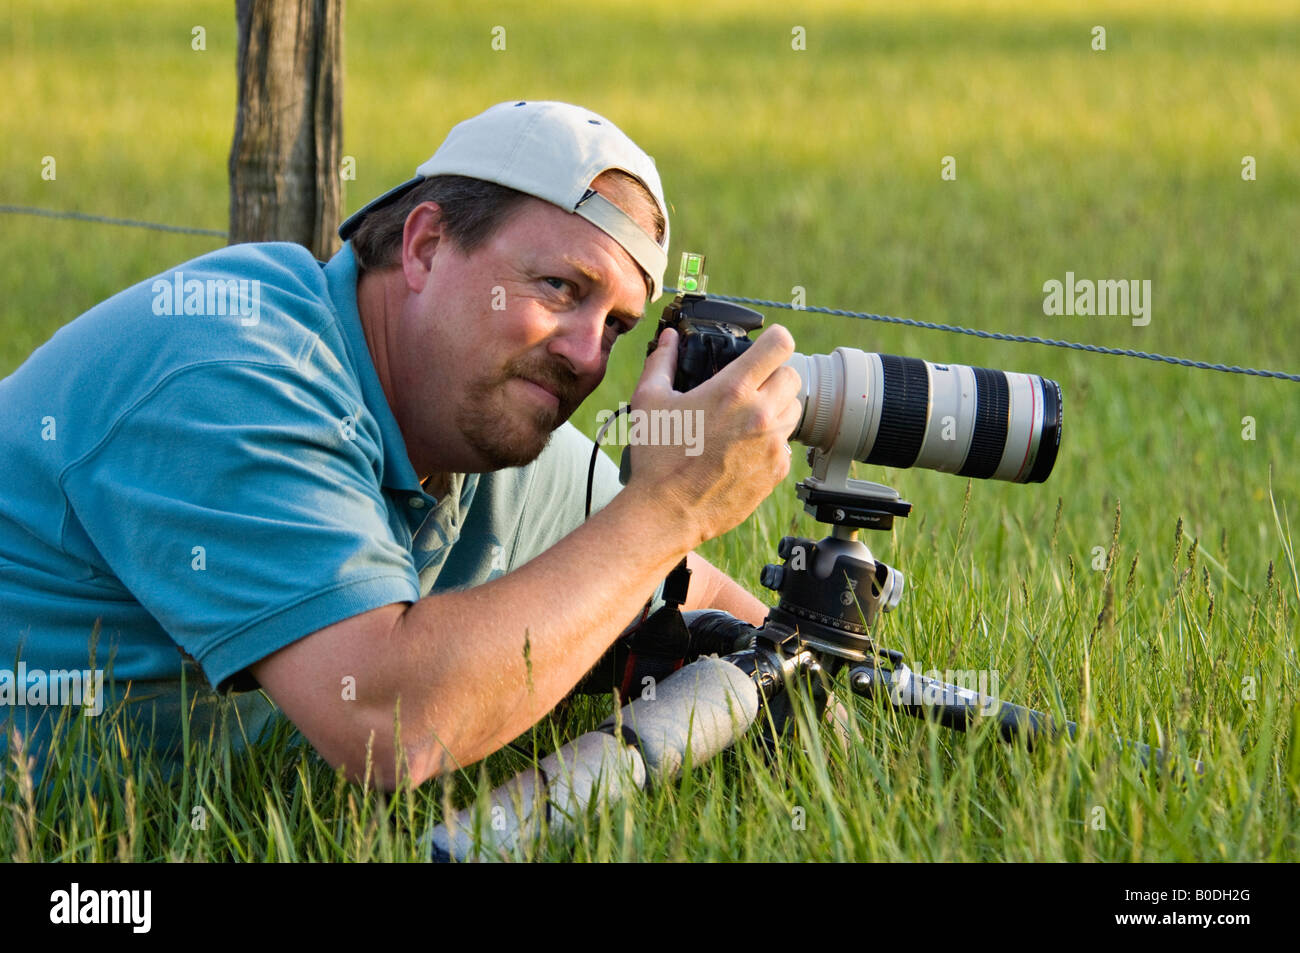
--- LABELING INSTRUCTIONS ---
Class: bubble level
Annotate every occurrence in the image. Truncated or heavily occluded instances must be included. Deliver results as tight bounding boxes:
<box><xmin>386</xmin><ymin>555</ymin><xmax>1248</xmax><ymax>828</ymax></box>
<box><xmin>677</xmin><ymin>251</ymin><xmax>707</xmax><ymax>293</ymax></box>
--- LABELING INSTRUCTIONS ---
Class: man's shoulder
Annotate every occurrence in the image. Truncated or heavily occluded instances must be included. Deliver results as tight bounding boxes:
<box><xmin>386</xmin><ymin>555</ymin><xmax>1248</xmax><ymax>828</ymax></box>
<box><xmin>526</xmin><ymin>421</ymin><xmax>611</xmax><ymax>490</ymax></box>
<box><xmin>139</xmin><ymin>241</ymin><xmax>332</xmax><ymax>326</ymax></box>
<box><xmin>12</xmin><ymin>241</ymin><xmax>340</xmax><ymax>374</ymax></box>
<box><xmin>158</xmin><ymin>240</ymin><xmax>326</xmax><ymax>282</ymax></box>
<box><xmin>542</xmin><ymin>420</ymin><xmax>600</xmax><ymax>467</ymax></box>
<box><xmin>468</xmin><ymin>422</ymin><xmax>621</xmax><ymax>552</ymax></box>
<box><xmin>0</xmin><ymin>241</ymin><xmax>363</xmax><ymax>468</ymax></box>
<box><xmin>470</xmin><ymin>423</ymin><xmax>603</xmax><ymax>514</ymax></box>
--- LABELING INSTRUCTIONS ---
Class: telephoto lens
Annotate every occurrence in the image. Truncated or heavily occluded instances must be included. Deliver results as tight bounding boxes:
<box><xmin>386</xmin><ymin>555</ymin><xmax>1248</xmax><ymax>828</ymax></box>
<box><xmin>785</xmin><ymin>349</ymin><xmax>1062</xmax><ymax>484</ymax></box>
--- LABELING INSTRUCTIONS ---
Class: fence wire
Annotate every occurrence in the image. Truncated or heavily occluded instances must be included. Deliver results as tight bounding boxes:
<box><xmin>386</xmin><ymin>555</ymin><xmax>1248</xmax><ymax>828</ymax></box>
<box><xmin>5</xmin><ymin>204</ymin><xmax>1297</xmax><ymax>383</ymax></box>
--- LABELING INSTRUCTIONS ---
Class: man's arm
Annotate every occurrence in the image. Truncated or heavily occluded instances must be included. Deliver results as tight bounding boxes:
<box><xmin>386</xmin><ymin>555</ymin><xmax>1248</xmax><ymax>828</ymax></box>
<box><xmin>684</xmin><ymin>551</ymin><xmax>768</xmax><ymax>627</ymax></box>
<box><xmin>251</xmin><ymin>325</ymin><xmax>802</xmax><ymax>789</ymax></box>
<box><xmin>255</xmin><ymin>490</ymin><xmax>694</xmax><ymax>787</ymax></box>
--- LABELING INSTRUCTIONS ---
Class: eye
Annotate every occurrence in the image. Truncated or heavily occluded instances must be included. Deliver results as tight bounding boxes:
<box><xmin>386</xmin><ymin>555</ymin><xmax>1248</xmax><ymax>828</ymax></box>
<box><xmin>603</xmin><ymin>314</ymin><xmax>636</xmax><ymax>352</ymax></box>
<box><xmin>543</xmin><ymin>276</ymin><xmax>575</xmax><ymax>295</ymax></box>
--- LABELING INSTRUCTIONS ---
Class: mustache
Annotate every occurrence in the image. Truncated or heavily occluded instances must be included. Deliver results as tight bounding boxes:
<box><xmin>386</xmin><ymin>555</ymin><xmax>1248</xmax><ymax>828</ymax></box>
<box><xmin>504</xmin><ymin>355</ymin><xmax>585</xmax><ymax>413</ymax></box>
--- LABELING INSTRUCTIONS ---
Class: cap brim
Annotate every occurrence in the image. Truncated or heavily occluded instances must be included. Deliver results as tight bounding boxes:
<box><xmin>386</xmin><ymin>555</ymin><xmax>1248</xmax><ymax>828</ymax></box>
<box><xmin>338</xmin><ymin>176</ymin><xmax>426</xmax><ymax>241</ymax></box>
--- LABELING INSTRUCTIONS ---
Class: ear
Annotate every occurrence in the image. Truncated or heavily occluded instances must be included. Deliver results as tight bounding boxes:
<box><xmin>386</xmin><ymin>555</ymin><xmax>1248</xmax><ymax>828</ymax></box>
<box><xmin>401</xmin><ymin>202</ymin><xmax>446</xmax><ymax>294</ymax></box>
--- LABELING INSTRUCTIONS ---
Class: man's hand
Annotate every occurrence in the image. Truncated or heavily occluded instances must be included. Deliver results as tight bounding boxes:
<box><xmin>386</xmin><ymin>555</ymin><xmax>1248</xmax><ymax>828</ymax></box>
<box><xmin>624</xmin><ymin>325</ymin><xmax>803</xmax><ymax>548</ymax></box>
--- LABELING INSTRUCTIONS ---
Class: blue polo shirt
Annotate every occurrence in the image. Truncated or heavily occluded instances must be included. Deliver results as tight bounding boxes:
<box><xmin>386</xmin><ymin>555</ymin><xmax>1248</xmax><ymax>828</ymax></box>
<box><xmin>0</xmin><ymin>241</ymin><xmax>627</xmax><ymax>780</ymax></box>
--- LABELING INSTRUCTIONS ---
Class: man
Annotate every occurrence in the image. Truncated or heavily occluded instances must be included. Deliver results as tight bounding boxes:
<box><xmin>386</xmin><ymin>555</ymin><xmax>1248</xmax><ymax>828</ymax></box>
<box><xmin>0</xmin><ymin>101</ymin><xmax>801</xmax><ymax>788</ymax></box>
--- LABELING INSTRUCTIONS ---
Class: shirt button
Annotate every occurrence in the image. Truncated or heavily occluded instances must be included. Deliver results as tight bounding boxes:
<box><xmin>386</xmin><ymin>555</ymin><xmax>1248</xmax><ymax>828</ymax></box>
<box><xmin>409</xmin><ymin>497</ymin><xmax>426</xmax><ymax>509</ymax></box>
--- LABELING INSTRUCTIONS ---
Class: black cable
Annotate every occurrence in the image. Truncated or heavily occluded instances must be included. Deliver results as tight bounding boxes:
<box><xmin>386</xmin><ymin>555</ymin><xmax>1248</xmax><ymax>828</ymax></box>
<box><xmin>586</xmin><ymin>406</ymin><xmax>629</xmax><ymax>520</ymax></box>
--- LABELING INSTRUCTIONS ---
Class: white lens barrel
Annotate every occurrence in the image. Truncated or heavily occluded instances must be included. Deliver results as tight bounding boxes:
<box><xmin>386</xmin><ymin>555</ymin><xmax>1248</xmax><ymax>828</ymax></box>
<box><xmin>913</xmin><ymin>362</ymin><xmax>976</xmax><ymax>474</ymax></box>
<box><xmin>786</xmin><ymin>349</ymin><xmax>1060</xmax><ymax>484</ymax></box>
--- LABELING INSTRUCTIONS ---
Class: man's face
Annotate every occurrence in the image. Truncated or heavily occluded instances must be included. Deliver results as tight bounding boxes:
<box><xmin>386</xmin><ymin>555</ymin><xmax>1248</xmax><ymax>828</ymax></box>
<box><xmin>390</xmin><ymin>189</ymin><xmax>652</xmax><ymax>476</ymax></box>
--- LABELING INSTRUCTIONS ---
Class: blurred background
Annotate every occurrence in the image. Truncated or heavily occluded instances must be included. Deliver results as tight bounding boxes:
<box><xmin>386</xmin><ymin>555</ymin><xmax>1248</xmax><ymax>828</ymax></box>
<box><xmin>2</xmin><ymin>0</ymin><xmax>1296</xmax><ymax>617</ymax></box>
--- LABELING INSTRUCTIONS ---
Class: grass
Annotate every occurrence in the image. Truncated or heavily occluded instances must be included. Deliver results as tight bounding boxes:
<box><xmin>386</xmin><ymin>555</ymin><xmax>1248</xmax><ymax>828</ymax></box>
<box><xmin>1</xmin><ymin>0</ymin><xmax>1297</xmax><ymax>861</ymax></box>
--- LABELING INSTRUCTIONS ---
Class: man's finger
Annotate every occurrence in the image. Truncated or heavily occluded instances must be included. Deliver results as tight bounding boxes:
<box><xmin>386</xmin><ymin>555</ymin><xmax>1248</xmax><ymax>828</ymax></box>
<box><xmin>716</xmin><ymin>324</ymin><xmax>796</xmax><ymax>391</ymax></box>
<box><xmin>756</xmin><ymin>363</ymin><xmax>803</xmax><ymax>401</ymax></box>
<box><xmin>776</xmin><ymin>395</ymin><xmax>806</xmax><ymax>441</ymax></box>
<box><xmin>636</xmin><ymin>327</ymin><xmax>679</xmax><ymax>395</ymax></box>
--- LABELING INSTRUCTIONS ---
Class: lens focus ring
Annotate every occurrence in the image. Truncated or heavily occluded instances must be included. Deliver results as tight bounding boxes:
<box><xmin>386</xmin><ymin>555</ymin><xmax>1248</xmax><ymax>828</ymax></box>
<box><xmin>959</xmin><ymin>366</ymin><xmax>1010</xmax><ymax>479</ymax></box>
<box><xmin>864</xmin><ymin>355</ymin><xmax>929</xmax><ymax>469</ymax></box>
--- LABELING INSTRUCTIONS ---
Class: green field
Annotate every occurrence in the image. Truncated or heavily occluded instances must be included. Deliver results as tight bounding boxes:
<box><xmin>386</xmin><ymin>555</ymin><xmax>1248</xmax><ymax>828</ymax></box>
<box><xmin>1</xmin><ymin>0</ymin><xmax>1297</xmax><ymax>861</ymax></box>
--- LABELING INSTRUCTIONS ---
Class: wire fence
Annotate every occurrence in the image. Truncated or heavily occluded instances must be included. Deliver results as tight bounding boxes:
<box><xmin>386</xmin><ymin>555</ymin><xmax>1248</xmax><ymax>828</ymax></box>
<box><xmin>684</xmin><ymin>291</ymin><xmax>1300</xmax><ymax>383</ymax></box>
<box><xmin>5</xmin><ymin>203</ymin><xmax>1298</xmax><ymax>383</ymax></box>
<box><xmin>1</xmin><ymin>204</ymin><xmax>226</xmax><ymax>238</ymax></box>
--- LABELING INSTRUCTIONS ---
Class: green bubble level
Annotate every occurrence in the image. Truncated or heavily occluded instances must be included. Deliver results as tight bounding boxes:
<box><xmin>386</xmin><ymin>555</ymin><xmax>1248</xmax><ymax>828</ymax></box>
<box><xmin>677</xmin><ymin>251</ymin><xmax>707</xmax><ymax>294</ymax></box>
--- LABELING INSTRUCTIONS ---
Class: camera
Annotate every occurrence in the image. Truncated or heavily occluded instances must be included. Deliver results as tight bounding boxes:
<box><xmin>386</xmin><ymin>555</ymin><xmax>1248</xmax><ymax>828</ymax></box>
<box><xmin>654</xmin><ymin>284</ymin><xmax>1062</xmax><ymax>486</ymax></box>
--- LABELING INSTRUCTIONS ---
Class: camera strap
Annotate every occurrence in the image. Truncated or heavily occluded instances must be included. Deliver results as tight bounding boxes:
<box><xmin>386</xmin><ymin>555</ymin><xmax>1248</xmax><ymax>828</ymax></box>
<box><xmin>618</xmin><ymin>558</ymin><xmax>692</xmax><ymax>700</ymax></box>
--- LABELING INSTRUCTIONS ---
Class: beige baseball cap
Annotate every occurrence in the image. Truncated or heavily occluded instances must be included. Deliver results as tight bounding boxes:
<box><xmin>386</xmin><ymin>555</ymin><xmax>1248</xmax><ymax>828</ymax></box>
<box><xmin>339</xmin><ymin>100</ymin><xmax>670</xmax><ymax>299</ymax></box>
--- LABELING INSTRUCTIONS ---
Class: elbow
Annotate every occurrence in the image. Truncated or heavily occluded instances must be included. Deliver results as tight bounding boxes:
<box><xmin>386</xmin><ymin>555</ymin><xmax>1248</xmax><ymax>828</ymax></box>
<box><xmin>321</xmin><ymin>701</ymin><xmax>468</xmax><ymax>790</ymax></box>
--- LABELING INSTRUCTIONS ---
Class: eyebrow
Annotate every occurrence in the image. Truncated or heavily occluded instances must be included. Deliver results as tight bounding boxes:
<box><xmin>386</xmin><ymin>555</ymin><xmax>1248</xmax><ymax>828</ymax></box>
<box><xmin>562</xmin><ymin>254</ymin><xmax>646</xmax><ymax>323</ymax></box>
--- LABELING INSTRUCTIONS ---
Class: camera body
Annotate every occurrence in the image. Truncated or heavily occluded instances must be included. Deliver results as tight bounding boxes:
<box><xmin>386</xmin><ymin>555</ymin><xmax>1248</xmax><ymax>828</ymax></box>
<box><xmin>652</xmin><ymin>293</ymin><xmax>763</xmax><ymax>392</ymax></box>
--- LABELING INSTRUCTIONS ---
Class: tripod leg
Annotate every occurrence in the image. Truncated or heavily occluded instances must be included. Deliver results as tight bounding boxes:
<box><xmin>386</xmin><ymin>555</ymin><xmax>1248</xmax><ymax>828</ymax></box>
<box><xmin>429</xmin><ymin>732</ymin><xmax>645</xmax><ymax>862</ymax></box>
<box><xmin>847</xmin><ymin>658</ymin><xmax>1205</xmax><ymax>776</ymax></box>
<box><xmin>428</xmin><ymin>656</ymin><xmax>761</xmax><ymax>861</ymax></box>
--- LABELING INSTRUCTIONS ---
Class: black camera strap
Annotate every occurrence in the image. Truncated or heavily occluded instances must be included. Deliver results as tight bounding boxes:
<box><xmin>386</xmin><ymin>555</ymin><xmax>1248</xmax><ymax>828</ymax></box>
<box><xmin>618</xmin><ymin>557</ymin><xmax>692</xmax><ymax>700</ymax></box>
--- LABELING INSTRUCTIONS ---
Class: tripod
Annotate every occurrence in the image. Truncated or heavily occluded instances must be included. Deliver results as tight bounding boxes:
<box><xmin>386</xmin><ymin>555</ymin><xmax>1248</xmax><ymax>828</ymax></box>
<box><xmin>698</xmin><ymin>473</ymin><xmax>1201</xmax><ymax>769</ymax></box>
<box><xmin>430</xmin><ymin>470</ymin><xmax>1204</xmax><ymax>861</ymax></box>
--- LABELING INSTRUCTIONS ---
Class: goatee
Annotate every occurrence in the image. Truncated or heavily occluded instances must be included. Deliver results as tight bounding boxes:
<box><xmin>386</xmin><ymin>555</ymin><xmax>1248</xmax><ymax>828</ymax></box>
<box><xmin>458</xmin><ymin>354</ymin><xmax>585</xmax><ymax>469</ymax></box>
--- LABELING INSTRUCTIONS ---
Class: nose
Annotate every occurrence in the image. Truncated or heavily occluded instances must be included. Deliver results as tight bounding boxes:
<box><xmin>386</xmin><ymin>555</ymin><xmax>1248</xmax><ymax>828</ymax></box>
<box><xmin>547</xmin><ymin>302</ymin><xmax>609</xmax><ymax>381</ymax></box>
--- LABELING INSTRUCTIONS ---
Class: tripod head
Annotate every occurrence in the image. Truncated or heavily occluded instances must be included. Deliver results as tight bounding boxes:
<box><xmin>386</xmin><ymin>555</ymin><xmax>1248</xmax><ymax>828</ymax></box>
<box><xmin>759</xmin><ymin>474</ymin><xmax>908</xmax><ymax>665</ymax></box>
<box><xmin>671</xmin><ymin>475</ymin><xmax>910</xmax><ymax>745</ymax></box>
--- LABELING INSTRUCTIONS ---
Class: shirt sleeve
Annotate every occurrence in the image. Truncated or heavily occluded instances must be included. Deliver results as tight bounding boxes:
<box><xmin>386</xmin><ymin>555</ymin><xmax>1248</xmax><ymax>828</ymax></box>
<box><xmin>59</xmin><ymin>359</ymin><xmax>420</xmax><ymax>689</ymax></box>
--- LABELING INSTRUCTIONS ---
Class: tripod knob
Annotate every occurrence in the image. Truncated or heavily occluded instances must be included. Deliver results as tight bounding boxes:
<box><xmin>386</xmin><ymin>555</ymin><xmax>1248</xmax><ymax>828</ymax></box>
<box><xmin>776</xmin><ymin>536</ymin><xmax>808</xmax><ymax>561</ymax></box>
<box><xmin>760</xmin><ymin>564</ymin><xmax>785</xmax><ymax>591</ymax></box>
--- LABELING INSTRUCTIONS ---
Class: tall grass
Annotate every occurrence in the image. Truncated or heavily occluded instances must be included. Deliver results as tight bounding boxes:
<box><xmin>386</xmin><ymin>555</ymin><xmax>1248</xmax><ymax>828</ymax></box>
<box><xmin>2</xmin><ymin>494</ymin><xmax>1293</xmax><ymax>861</ymax></box>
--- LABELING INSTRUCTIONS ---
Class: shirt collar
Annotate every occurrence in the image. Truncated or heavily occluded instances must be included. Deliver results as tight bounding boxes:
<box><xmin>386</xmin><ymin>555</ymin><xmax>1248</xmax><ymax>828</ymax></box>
<box><xmin>322</xmin><ymin>242</ymin><xmax>424</xmax><ymax>496</ymax></box>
